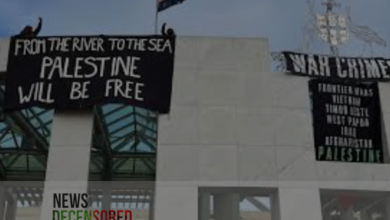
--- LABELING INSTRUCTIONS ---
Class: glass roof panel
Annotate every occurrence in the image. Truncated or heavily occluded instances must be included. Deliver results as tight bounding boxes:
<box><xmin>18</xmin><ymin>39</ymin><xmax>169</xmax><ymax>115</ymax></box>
<box><xmin>0</xmin><ymin>87</ymin><xmax>53</xmax><ymax>180</ymax></box>
<box><xmin>133</xmin><ymin>143</ymin><xmax>154</xmax><ymax>153</ymax></box>
<box><xmin>101</xmin><ymin>104</ymin><xmax>122</xmax><ymax>114</ymax></box>
<box><xmin>6</xmin><ymin>155</ymin><xmax>26</xmax><ymax>170</ymax></box>
<box><xmin>1</xmin><ymin>154</ymin><xmax>18</xmax><ymax>167</ymax></box>
<box><xmin>110</xmin><ymin>139</ymin><xmax>135</xmax><ymax>152</ymax></box>
<box><xmin>111</xmin><ymin>130</ymin><xmax>135</xmax><ymax>141</ymax></box>
<box><xmin>0</xmin><ymin>132</ymin><xmax>22</xmax><ymax>148</ymax></box>
<box><xmin>113</xmin><ymin>158</ymin><xmax>154</xmax><ymax>174</ymax></box>
<box><xmin>89</xmin><ymin>155</ymin><xmax>103</xmax><ymax>173</ymax></box>
<box><xmin>27</xmin><ymin>155</ymin><xmax>46</xmax><ymax>171</ymax></box>
<box><xmin>0</xmin><ymin>124</ymin><xmax>6</xmax><ymax>130</ymax></box>
<box><xmin>108</xmin><ymin>118</ymin><xmax>135</xmax><ymax>134</ymax></box>
<box><xmin>19</xmin><ymin>107</ymin><xmax>54</xmax><ymax>141</ymax></box>
<box><xmin>105</xmin><ymin>109</ymin><xmax>133</xmax><ymax>125</ymax></box>
<box><xmin>90</xmin><ymin>104</ymin><xmax>157</xmax><ymax>180</ymax></box>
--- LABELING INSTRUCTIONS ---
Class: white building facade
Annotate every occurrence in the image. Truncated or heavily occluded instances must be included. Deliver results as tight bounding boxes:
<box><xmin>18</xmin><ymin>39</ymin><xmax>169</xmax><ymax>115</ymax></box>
<box><xmin>0</xmin><ymin>36</ymin><xmax>389</xmax><ymax>220</ymax></box>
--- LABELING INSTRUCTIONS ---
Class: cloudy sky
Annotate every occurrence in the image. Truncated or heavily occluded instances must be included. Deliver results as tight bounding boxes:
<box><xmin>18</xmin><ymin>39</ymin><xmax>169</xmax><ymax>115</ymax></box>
<box><xmin>0</xmin><ymin>0</ymin><xmax>389</xmax><ymax>57</ymax></box>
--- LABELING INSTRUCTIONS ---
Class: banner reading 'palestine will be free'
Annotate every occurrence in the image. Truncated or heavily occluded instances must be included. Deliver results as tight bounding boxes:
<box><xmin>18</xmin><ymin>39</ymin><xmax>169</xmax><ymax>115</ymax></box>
<box><xmin>5</xmin><ymin>36</ymin><xmax>176</xmax><ymax>113</ymax></box>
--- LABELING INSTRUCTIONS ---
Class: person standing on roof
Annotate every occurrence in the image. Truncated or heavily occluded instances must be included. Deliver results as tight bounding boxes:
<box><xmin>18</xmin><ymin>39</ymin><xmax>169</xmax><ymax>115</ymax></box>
<box><xmin>15</xmin><ymin>17</ymin><xmax>42</xmax><ymax>37</ymax></box>
<box><xmin>161</xmin><ymin>22</ymin><xmax>175</xmax><ymax>37</ymax></box>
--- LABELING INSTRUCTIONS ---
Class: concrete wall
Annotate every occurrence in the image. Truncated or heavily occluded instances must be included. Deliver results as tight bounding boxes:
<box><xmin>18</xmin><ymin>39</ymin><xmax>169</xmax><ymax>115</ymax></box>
<box><xmin>155</xmin><ymin>37</ymin><xmax>390</xmax><ymax>187</ymax></box>
<box><xmin>153</xmin><ymin>37</ymin><xmax>390</xmax><ymax>220</ymax></box>
<box><xmin>1</xmin><ymin>37</ymin><xmax>390</xmax><ymax>220</ymax></box>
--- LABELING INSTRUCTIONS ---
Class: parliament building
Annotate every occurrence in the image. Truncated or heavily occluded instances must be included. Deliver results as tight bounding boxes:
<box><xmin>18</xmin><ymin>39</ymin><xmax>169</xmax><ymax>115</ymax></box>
<box><xmin>0</xmin><ymin>36</ymin><xmax>389</xmax><ymax>220</ymax></box>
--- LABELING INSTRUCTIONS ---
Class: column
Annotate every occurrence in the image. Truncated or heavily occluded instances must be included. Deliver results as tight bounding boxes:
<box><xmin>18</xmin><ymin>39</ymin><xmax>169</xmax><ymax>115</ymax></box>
<box><xmin>278</xmin><ymin>188</ymin><xmax>322</xmax><ymax>220</ymax></box>
<box><xmin>270</xmin><ymin>192</ymin><xmax>280</xmax><ymax>220</ymax></box>
<box><xmin>198</xmin><ymin>192</ymin><xmax>210</xmax><ymax>220</ymax></box>
<box><xmin>0</xmin><ymin>184</ymin><xmax>5</xmax><ymax>220</ymax></box>
<box><xmin>39</xmin><ymin>111</ymin><xmax>94</xmax><ymax>220</ymax></box>
<box><xmin>102</xmin><ymin>185</ymin><xmax>112</xmax><ymax>211</ymax></box>
<box><xmin>101</xmin><ymin>186</ymin><xmax>111</xmax><ymax>220</ymax></box>
<box><xmin>154</xmin><ymin>185</ymin><xmax>198</xmax><ymax>220</ymax></box>
<box><xmin>5</xmin><ymin>194</ymin><xmax>17</xmax><ymax>220</ymax></box>
<box><xmin>213</xmin><ymin>193</ymin><xmax>240</xmax><ymax>220</ymax></box>
<box><xmin>149</xmin><ymin>193</ymin><xmax>154</xmax><ymax>220</ymax></box>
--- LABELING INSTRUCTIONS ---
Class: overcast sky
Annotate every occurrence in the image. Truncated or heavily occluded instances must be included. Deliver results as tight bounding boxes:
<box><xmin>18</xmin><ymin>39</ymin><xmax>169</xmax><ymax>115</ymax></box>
<box><xmin>0</xmin><ymin>0</ymin><xmax>389</xmax><ymax>57</ymax></box>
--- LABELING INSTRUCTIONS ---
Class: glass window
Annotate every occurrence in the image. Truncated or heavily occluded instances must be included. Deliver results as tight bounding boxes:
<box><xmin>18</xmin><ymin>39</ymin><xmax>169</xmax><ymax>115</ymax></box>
<box><xmin>90</xmin><ymin>104</ymin><xmax>157</xmax><ymax>181</ymax></box>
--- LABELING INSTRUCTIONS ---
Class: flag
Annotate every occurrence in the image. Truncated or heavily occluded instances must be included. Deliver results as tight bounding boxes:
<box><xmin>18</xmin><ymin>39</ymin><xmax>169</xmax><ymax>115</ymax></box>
<box><xmin>158</xmin><ymin>0</ymin><xmax>186</xmax><ymax>12</ymax></box>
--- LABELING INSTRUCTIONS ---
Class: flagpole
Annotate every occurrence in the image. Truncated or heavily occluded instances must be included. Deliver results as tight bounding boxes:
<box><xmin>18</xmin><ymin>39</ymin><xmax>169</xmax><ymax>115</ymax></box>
<box><xmin>155</xmin><ymin>0</ymin><xmax>159</xmax><ymax>34</ymax></box>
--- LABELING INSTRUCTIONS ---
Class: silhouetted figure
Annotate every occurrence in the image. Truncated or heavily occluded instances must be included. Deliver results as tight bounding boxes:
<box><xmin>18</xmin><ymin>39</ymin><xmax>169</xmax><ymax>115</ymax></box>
<box><xmin>161</xmin><ymin>23</ymin><xmax>175</xmax><ymax>37</ymax></box>
<box><xmin>15</xmin><ymin>17</ymin><xmax>42</xmax><ymax>37</ymax></box>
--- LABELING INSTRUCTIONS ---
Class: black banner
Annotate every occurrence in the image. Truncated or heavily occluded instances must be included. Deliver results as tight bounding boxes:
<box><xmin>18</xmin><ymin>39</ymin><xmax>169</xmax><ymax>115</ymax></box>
<box><xmin>282</xmin><ymin>51</ymin><xmax>390</xmax><ymax>81</ymax></box>
<box><xmin>309</xmin><ymin>79</ymin><xmax>383</xmax><ymax>163</ymax></box>
<box><xmin>5</xmin><ymin>36</ymin><xmax>176</xmax><ymax>113</ymax></box>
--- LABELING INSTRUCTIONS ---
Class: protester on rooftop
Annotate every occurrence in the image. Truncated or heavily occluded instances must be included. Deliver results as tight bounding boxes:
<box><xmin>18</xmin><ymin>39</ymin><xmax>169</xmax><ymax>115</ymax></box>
<box><xmin>161</xmin><ymin>22</ymin><xmax>175</xmax><ymax>37</ymax></box>
<box><xmin>15</xmin><ymin>17</ymin><xmax>42</xmax><ymax>37</ymax></box>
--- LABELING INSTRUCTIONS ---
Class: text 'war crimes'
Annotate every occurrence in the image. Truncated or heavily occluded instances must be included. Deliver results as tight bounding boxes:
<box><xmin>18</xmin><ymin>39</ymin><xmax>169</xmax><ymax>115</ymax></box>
<box><xmin>14</xmin><ymin>37</ymin><xmax>174</xmax><ymax>56</ymax></box>
<box><xmin>288</xmin><ymin>53</ymin><xmax>390</xmax><ymax>80</ymax></box>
